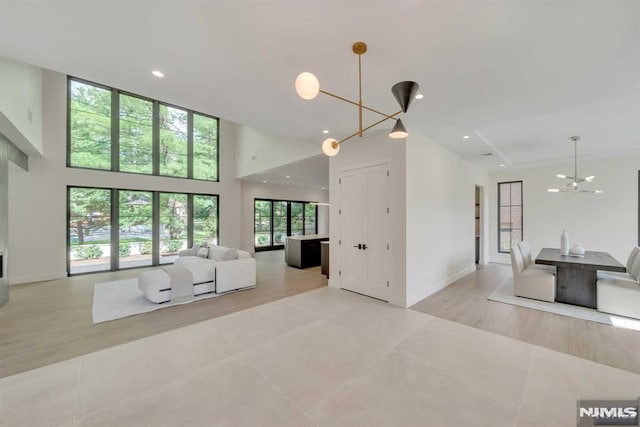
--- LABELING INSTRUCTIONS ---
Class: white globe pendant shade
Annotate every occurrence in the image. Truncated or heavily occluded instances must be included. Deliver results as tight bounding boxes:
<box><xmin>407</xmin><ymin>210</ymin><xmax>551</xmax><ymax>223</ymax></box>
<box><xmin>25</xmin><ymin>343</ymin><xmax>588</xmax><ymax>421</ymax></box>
<box><xmin>322</xmin><ymin>138</ymin><xmax>339</xmax><ymax>156</ymax></box>
<box><xmin>295</xmin><ymin>72</ymin><xmax>320</xmax><ymax>100</ymax></box>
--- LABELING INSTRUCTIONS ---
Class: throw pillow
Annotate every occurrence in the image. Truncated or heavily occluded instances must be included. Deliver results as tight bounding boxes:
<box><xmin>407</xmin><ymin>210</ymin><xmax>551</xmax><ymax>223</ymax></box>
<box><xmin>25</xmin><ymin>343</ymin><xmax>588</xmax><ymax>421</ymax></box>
<box><xmin>196</xmin><ymin>247</ymin><xmax>209</xmax><ymax>258</ymax></box>
<box><xmin>221</xmin><ymin>248</ymin><xmax>238</xmax><ymax>261</ymax></box>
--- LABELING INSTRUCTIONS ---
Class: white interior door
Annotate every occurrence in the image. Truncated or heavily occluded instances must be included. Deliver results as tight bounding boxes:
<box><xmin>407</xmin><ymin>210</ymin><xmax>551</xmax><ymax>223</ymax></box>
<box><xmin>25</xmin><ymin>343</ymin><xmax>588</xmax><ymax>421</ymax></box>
<box><xmin>339</xmin><ymin>169</ymin><xmax>365</xmax><ymax>293</ymax></box>
<box><xmin>339</xmin><ymin>163</ymin><xmax>390</xmax><ymax>301</ymax></box>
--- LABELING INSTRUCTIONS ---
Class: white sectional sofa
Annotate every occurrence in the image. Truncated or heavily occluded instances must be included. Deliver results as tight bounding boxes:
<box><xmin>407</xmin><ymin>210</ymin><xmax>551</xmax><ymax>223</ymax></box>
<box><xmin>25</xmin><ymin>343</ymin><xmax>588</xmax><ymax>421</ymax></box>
<box><xmin>138</xmin><ymin>245</ymin><xmax>256</xmax><ymax>303</ymax></box>
<box><xmin>597</xmin><ymin>247</ymin><xmax>640</xmax><ymax>319</ymax></box>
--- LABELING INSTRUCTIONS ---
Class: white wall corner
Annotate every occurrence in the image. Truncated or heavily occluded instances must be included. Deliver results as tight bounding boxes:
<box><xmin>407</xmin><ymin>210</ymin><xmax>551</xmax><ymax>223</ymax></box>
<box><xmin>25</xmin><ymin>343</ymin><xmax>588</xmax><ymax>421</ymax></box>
<box><xmin>405</xmin><ymin>265</ymin><xmax>476</xmax><ymax>308</ymax></box>
<box><xmin>327</xmin><ymin>278</ymin><xmax>340</xmax><ymax>289</ymax></box>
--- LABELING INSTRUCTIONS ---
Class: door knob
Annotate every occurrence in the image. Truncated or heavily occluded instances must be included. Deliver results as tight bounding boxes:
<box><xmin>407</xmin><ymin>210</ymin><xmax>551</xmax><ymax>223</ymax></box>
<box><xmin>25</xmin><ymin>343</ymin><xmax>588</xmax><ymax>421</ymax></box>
<box><xmin>362</xmin><ymin>244</ymin><xmax>367</xmax><ymax>250</ymax></box>
<box><xmin>353</xmin><ymin>244</ymin><xmax>362</xmax><ymax>249</ymax></box>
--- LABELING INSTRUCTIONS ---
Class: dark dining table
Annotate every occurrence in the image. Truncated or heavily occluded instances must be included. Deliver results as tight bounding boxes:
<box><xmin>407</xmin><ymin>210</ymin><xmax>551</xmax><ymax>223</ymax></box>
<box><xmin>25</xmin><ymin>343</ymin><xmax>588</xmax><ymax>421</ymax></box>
<box><xmin>534</xmin><ymin>248</ymin><xmax>626</xmax><ymax>309</ymax></box>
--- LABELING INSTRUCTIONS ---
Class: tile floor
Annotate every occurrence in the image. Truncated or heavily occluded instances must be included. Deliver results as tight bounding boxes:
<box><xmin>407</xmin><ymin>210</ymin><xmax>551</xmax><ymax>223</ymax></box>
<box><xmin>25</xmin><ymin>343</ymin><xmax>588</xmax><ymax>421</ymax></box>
<box><xmin>1</xmin><ymin>287</ymin><xmax>639</xmax><ymax>426</ymax></box>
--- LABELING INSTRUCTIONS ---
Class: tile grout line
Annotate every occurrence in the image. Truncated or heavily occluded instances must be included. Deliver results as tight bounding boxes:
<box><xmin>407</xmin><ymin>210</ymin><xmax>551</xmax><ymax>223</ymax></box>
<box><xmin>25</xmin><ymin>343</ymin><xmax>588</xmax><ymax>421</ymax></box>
<box><xmin>72</xmin><ymin>356</ymin><xmax>83</xmax><ymax>423</ymax></box>
<box><xmin>236</xmin><ymin>351</ymin><xmax>316</xmax><ymax>426</ymax></box>
<box><xmin>512</xmin><ymin>348</ymin><xmax>537</xmax><ymax>426</ymax></box>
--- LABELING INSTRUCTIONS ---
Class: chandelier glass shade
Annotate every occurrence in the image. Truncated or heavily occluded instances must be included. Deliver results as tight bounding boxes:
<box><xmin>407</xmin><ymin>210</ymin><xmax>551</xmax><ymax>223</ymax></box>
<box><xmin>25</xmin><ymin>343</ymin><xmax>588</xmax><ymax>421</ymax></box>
<box><xmin>295</xmin><ymin>41</ymin><xmax>419</xmax><ymax>156</ymax></box>
<box><xmin>547</xmin><ymin>136</ymin><xmax>603</xmax><ymax>193</ymax></box>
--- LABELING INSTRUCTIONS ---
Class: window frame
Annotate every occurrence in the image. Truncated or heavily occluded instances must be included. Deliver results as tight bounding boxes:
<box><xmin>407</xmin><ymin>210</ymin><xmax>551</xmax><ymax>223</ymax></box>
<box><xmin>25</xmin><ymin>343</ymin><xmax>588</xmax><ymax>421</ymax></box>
<box><xmin>497</xmin><ymin>180</ymin><xmax>523</xmax><ymax>254</ymax></box>
<box><xmin>67</xmin><ymin>76</ymin><xmax>220</xmax><ymax>182</ymax></box>
<box><xmin>67</xmin><ymin>185</ymin><xmax>219</xmax><ymax>276</ymax></box>
<box><xmin>253</xmin><ymin>198</ymin><xmax>319</xmax><ymax>252</ymax></box>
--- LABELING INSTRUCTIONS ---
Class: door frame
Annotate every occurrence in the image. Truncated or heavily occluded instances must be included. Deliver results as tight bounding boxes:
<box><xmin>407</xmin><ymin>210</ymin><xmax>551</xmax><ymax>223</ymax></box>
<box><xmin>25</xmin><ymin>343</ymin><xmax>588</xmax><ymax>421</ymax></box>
<box><xmin>475</xmin><ymin>185</ymin><xmax>485</xmax><ymax>265</ymax></box>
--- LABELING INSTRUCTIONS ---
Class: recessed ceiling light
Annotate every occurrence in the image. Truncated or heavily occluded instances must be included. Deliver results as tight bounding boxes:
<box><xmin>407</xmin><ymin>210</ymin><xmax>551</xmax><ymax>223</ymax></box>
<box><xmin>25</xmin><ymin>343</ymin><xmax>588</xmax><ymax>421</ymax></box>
<box><xmin>415</xmin><ymin>94</ymin><xmax>424</xmax><ymax>100</ymax></box>
<box><xmin>500</xmin><ymin>164</ymin><xmax>505</xmax><ymax>167</ymax></box>
<box><xmin>321</xmin><ymin>187</ymin><xmax>326</xmax><ymax>190</ymax></box>
<box><xmin>322</xmin><ymin>129</ymin><xmax>329</xmax><ymax>134</ymax></box>
<box><xmin>152</xmin><ymin>70</ymin><xmax>164</xmax><ymax>78</ymax></box>
<box><xmin>285</xmin><ymin>175</ymin><xmax>291</xmax><ymax>178</ymax></box>
<box><xmin>262</xmin><ymin>180</ymin><xmax>267</xmax><ymax>184</ymax></box>
<box><xmin>463</xmin><ymin>135</ymin><xmax>470</xmax><ymax>139</ymax></box>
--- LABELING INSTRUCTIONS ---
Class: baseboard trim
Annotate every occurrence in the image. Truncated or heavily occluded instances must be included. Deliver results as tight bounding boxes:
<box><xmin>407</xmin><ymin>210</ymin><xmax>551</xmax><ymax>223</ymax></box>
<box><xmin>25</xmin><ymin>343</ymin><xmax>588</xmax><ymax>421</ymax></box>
<box><xmin>405</xmin><ymin>265</ymin><xmax>476</xmax><ymax>307</ymax></box>
<box><xmin>10</xmin><ymin>272</ymin><xmax>67</xmax><ymax>285</ymax></box>
<box><xmin>388</xmin><ymin>296</ymin><xmax>408</xmax><ymax>308</ymax></box>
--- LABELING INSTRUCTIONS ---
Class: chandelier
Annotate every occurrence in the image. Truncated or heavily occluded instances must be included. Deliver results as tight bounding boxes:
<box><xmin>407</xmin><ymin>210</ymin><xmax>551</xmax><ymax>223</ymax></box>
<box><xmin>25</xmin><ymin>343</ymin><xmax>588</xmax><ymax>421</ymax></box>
<box><xmin>547</xmin><ymin>136</ymin><xmax>602</xmax><ymax>193</ymax></box>
<box><xmin>294</xmin><ymin>41</ymin><xmax>419</xmax><ymax>156</ymax></box>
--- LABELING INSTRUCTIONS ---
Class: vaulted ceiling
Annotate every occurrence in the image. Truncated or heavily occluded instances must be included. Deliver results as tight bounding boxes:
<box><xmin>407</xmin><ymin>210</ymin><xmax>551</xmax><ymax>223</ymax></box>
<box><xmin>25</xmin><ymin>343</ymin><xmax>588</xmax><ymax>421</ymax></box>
<box><xmin>1</xmin><ymin>0</ymin><xmax>638</xmax><ymax>172</ymax></box>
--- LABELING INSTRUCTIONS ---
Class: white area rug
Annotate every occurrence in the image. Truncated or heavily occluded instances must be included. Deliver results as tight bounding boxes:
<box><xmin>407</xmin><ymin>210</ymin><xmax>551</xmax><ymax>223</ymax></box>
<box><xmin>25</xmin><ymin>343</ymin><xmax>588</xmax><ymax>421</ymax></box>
<box><xmin>488</xmin><ymin>278</ymin><xmax>640</xmax><ymax>332</ymax></box>
<box><xmin>92</xmin><ymin>278</ymin><xmax>220</xmax><ymax>324</ymax></box>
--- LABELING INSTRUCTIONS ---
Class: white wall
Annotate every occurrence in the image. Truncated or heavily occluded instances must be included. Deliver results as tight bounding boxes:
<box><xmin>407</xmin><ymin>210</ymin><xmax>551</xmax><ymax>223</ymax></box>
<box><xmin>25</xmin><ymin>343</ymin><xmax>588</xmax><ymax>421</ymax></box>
<box><xmin>235</xmin><ymin>124</ymin><xmax>320</xmax><ymax>178</ymax></box>
<box><xmin>405</xmin><ymin>133</ymin><xmax>490</xmax><ymax>307</ymax></box>
<box><xmin>240</xmin><ymin>181</ymin><xmax>329</xmax><ymax>252</ymax></box>
<box><xmin>8</xmin><ymin>70</ymin><xmax>242</xmax><ymax>284</ymax></box>
<box><xmin>329</xmin><ymin>131</ymin><xmax>407</xmax><ymax>306</ymax></box>
<box><xmin>0</xmin><ymin>56</ymin><xmax>43</xmax><ymax>156</ymax></box>
<box><xmin>490</xmin><ymin>156</ymin><xmax>639</xmax><ymax>265</ymax></box>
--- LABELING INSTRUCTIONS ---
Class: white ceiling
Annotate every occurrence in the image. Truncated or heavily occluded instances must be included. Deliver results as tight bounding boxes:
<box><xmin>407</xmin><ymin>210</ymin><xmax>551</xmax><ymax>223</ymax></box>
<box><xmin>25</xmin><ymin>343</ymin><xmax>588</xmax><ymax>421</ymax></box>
<box><xmin>242</xmin><ymin>155</ymin><xmax>329</xmax><ymax>189</ymax></box>
<box><xmin>1</xmin><ymin>0</ymin><xmax>639</xmax><ymax>177</ymax></box>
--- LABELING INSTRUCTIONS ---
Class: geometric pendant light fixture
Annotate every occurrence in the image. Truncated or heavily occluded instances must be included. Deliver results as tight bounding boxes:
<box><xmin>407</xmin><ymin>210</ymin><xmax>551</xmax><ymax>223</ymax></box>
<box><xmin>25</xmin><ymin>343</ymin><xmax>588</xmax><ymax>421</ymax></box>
<box><xmin>547</xmin><ymin>136</ymin><xmax>603</xmax><ymax>193</ymax></box>
<box><xmin>295</xmin><ymin>41</ymin><xmax>419</xmax><ymax>156</ymax></box>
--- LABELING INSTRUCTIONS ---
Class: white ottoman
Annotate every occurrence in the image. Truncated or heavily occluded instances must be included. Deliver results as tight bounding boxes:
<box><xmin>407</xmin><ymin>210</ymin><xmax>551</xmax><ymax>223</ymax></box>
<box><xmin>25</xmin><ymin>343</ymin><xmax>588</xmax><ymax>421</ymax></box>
<box><xmin>138</xmin><ymin>262</ymin><xmax>216</xmax><ymax>304</ymax></box>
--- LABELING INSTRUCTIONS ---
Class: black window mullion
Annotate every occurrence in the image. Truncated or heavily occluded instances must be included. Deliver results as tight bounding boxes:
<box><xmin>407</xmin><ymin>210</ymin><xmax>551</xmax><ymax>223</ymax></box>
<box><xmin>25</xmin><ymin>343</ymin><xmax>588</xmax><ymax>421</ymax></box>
<box><xmin>152</xmin><ymin>101</ymin><xmax>160</xmax><ymax>176</ymax></box>
<box><xmin>269</xmin><ymin>200</ymin><xmax>276</xmax><ymax>248</ymax></box>
<box><xmin>302</xmin><ymin>204</ymin><xmax>306</xmax><ymax>235</ymax></box>
<box><xmin>286</xmin><ymin>202</ymin><xmax>292</xmax><ymax>237</ymax></box>
<box><xmin>152</xmin><ymin>191</ymin><xmax>160</xmax><ymax>265</ymax></box>
<box><xmin>187</xmin><ymin>194</ymin><xmax>194</xmax><ymax>248</ymax></box>
<box><xmin>112</xmin><ymin>90</ymin><xmax>120</xmax><ymax>172</ymax></box>
<box><xmin>110</xmin><ymin>189</ymin><xmax>119</xmax><ymax>271</ymax></box>
<box><xmin>187</xmin><ymin>112</ymin><xmax>194</xmax><ymax>179</ymax></box>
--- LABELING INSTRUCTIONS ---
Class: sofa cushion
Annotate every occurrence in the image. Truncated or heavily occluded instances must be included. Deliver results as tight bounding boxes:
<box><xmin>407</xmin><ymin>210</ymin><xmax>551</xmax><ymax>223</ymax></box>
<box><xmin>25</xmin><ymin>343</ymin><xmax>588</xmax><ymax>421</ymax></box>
<box><xmin>196</xmin><ymin>247</ymin><xmax>209</xmax><ymax>258</ymax></box>
<box><xmin>207</xmin><ymin>245</ymin><xmax>238</xmax><ymax>262</ymax></box>
<box><xmin>630</xmin><ymin>254</ymin><xmax>640</xmax><ymax>282</ymax></box>
<box><xmin>626</xmin><ymin>247</ymin><xmax>640</xmax><ymax>272</ymax></box>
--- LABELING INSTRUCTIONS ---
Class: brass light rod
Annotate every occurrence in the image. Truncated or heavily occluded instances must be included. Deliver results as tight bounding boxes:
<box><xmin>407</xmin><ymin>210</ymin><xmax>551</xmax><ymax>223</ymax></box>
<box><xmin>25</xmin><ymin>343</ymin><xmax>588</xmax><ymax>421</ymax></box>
<box><xmin>358</xmin><ymin>52</ymin><xmax>363</xmax><ymax>137</ymax></box>
<box><xmin>338</xmin><ymin>110</ymin><xmax>402</xmax><ymax>145</ymax></box>
<box><xmin>318</xmin><ymin>90</ymin><xmax>399</xmax><ymax>120</ymax></box>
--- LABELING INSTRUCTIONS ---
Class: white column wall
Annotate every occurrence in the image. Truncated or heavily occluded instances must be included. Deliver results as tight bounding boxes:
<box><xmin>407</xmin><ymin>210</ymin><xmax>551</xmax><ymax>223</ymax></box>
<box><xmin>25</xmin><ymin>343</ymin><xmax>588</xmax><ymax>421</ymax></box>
<box><xmin>329</xmin><ymin>131</ymin><xmax>407</xmax><ymax>307</ymax></box>
<box><xmin>235</xmin><ymin>124</ymin><xmax>321</xmax><ymax>178</ymax></box>
<box><xmin>7</xmin><ymin>70</ymin><xmax>242</xmax><ymax>284</ymax></box>
<box><xmin>490</xmin><ymin>156</ymin><xmax>640</xmax><ymax>265</ymax></box>
<box><xmin>405</xmin><ymin>133</ymin><xmax>490</xmax><ymax>307</ymax></box>
<box><xmin>0</xmin><ymin>56</ymin><xmax>43</xmax><ymax>156</ymax></box>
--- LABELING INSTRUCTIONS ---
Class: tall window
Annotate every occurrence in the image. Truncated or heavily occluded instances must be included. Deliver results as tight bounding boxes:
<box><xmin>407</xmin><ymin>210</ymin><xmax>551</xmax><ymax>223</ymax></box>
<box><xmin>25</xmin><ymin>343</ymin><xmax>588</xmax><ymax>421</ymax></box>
<box><xmin>68</xmin><ymin>187</ymin><xmax>218</xmax><ymax>275</ymax></box>
<box><xmin>193</xmin><ymin>195</ymin><xmax>219</xmax><ymax>247</ymax></box>
<box><xmin>498</xmin><ymin>181</ymin><xmax>523</xmax><ymax>253</ymax></box>
<box><xmin>159</xmin><ymin>106</ymin><xmax>188</xmax><ymax>178</ymax></box>
<box><xmin>193</xmin><ymin>113</ymin><xmax>219</xmax><ymax>181</ymax></box>
<box><xmin>68</xmin><ymin>77</ymin><xmax>219</xmax><ymax>181</ymax></box>
<box><xmin>253</xmin><ymin>199</ymin><xmax>318</xmax><ymax>251</ymax></box>
<box><xmin>159</xmin><ymin>193</ymin><xmax>189</xmax><ymax>264</ymax></box>
<box><xmin>69</xmin><ymin>80</ymin><xmax>111</xmax><ymax>170</ymax></box>
<box><xmin>119</xmin><ymin>190</ymin><xmax>153</xmax><ymax>268</ymax></box>
<box><xmin>68</xmin><ymin>187</ymin><xmax>112</xmax><ymax>274</ymax></box>
<box><xmin>119</xmin><ymin>94</ymin><xmax>153</xmax><ymax>174</ymax></box>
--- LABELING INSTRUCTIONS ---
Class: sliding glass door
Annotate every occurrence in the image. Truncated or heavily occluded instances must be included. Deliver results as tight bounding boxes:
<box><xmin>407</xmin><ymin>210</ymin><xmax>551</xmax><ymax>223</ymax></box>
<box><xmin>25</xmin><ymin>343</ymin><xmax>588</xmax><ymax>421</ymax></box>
<box><xmin>68</xmin><ymin>187</ymin><xmax>218</xmax><ymax>275</ymax></box>
<box><xmin>253</xmin><ymin>199</ymin><xmax>319</xmax><ymax>251</ymax></box>
<box><xmin>68</xmin><ymin>187</ymin><xmax>112</xmax><ymax>274</ymax></box>
<box><xmin>119</xmin><ymin>190</ymin><xmax>153</xmax><ymax>268</ymax></box>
